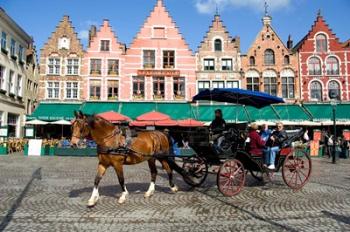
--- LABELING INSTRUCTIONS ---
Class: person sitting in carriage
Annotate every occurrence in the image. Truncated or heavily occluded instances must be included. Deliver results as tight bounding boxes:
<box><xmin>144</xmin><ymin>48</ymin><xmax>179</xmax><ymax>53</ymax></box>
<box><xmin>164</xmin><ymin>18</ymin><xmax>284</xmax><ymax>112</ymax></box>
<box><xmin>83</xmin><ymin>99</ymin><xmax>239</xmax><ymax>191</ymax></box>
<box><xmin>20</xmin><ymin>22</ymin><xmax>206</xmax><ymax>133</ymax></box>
<box><xmin>247</xmin><ymin>123</ymin><xmax>266</xmax><ymax>156</ymax></box>
<box><xmin>264</xmin><ymin>122</ymin><xmax>288</xmax><ymax>170</ymax></box>
<box><xmin>210</xmin><ymin>109</ymin><xmax>226</xmax><ymax>153</ymax></box>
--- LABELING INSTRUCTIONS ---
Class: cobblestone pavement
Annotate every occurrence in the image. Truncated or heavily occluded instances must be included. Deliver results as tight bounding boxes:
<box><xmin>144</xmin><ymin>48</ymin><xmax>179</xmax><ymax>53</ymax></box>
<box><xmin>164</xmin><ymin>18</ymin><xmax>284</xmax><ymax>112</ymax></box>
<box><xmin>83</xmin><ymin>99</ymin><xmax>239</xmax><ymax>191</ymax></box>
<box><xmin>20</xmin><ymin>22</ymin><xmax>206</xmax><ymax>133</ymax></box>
<box><xmin>0</xmin><ymin>154</ymin><xmax>349</xmax><ymax>232</ymax></box>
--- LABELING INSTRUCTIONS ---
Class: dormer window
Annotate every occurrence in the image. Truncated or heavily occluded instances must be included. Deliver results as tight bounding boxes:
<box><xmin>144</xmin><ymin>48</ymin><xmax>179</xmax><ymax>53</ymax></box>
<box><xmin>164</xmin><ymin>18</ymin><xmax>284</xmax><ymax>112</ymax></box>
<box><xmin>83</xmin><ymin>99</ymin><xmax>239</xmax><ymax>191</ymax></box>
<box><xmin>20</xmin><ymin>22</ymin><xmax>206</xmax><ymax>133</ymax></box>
<box><xmin>153</xmin><ymin>27</ymin><xmax>166</xmax><ymax>39</ymax></box>
<box><xmin>214</xmin><ymin>39</ymin><xmax>222</xmax><ymax>51</ymax></box>
<box><xmin>100</xmin><ymin>40</ymin><xmax>110</xmax><ymax>51</ymax></box>
<box><xmin>249</xmin><ymin>56</ymin><xmax>255</xmax><ymax>66</ymax></box>
<box><xmin>316</xmin><ymin>34</ymin><xmax>327</xmax><ymax>52</ymax></box>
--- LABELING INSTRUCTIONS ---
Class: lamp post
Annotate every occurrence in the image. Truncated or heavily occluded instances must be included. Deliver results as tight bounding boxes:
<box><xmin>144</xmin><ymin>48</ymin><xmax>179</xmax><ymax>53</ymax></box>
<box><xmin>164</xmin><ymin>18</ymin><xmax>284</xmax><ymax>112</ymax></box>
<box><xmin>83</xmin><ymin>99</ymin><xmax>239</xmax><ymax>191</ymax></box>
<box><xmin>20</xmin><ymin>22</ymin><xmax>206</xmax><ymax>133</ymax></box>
<box><xmin>330</xmin><ymin>100</ymin><xmax>337</xmax><ymax>164</ymax></box>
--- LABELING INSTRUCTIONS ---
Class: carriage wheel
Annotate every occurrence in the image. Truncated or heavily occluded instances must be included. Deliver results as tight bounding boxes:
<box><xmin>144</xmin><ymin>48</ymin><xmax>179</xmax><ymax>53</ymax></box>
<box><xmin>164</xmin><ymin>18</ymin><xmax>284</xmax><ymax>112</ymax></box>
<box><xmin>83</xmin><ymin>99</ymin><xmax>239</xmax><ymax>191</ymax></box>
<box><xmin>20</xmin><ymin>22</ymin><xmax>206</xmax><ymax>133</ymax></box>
<box><xmin>182</xmin><ymin>156</ymin><xmax>208</xmax><ymax>187</ymax></box>
<box><xmin>282</xmin><ymin>149</ymin><xmax>312</xmax><ymax>191</ymax></box>
<box><xmin>217</xmin><ymin>159</ymin><xmax>245</xmax><ymax>197</ymax></box>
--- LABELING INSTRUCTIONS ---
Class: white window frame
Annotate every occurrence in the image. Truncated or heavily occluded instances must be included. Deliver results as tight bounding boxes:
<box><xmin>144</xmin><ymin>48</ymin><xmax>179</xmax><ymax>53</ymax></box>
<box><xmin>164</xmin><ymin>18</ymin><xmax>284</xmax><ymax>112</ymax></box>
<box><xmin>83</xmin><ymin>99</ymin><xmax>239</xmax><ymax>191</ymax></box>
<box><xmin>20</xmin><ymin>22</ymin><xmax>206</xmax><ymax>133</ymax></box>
<box><xmin>65</xmin><ymin>81</ymin><xmax>79</xmax><ymax>100</ymax></box>
<box><xmin>47</xmin><ymin>57</ymin><xmax>61</xmax><ymax>75</ymax></box>
<box><xmin>66</xmin><ymin>58</ymin><xmax>80</xmax><ymax>75</ymax></box>
<box><xmin>46</xmin><ymin>81</ymin><xmax>60</xmax><ymax>99</ymax></box>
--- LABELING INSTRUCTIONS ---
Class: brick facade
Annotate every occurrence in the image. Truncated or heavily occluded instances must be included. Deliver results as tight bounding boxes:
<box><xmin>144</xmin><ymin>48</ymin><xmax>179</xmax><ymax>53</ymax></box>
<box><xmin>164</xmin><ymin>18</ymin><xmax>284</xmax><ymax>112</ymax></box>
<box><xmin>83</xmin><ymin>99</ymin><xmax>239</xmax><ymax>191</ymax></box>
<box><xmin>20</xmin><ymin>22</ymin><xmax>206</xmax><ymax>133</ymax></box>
<box><xmin>241</xmin><ymin>15</ymin><xmax>299</xmax><ymax>102</ymax></box>
<box><xmin>81</xmin><ymin>20</ymin><xmax>126</xmax><ymax>101</ymax></box>
<box><xmin>39</xmin><ymin>15</ymin><xmax>84</xmax><ymax>102</ymax></box>
<box><xmin>196</xmin><ymin>14</ymin><xmax>241</xmax><ymax>92</ymax></box>
<box><xmin>123</xmin><ymin>0</ymin><xmax>196</xmax><ymax>101</ymax></box>
<box><xmin>295</xmin><ymin>13</ymin><xmax>349</xmax><ymax>102</ymax></box>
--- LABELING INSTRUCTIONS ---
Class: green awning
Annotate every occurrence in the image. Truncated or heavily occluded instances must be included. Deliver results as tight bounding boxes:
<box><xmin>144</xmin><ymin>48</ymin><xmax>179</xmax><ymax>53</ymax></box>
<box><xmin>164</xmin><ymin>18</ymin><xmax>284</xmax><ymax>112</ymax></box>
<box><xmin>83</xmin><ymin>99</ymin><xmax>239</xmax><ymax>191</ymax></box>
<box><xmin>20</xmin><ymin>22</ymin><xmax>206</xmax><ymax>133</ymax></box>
<box><xmin>27</xmin><ymin>103</ymin><xmax>82</xmax><ymax>121</ymax></box>
<box><xmin>273</xmin><ymin>104</ymin><xmax>311</xmax><ymax>121</ymax></box>
<box><xmin>80</xmin><ymin>102</ymin><xmax>121</xmax><ymax>115</ymax></box>
<box><xmin>157</xmin><ymin>103</ymin><xmax>194</xmax><ymax>120</ymax></box>
<box><xmin>303</xmin><ymin>103</ymin><xmax>350</xmax><ymax>121</ymax></box>
<box><xmin>193</xmin><ymin>104</ymin><xmax>249</xmax><ymax>122</ymax></box>
<box><xmin>246</xmin><ymin>106</ymin><xmax>279</xmax><ymax>122</ymax></box>
<box><xmin>119</xmin><ymin>102</ymin><xmax>156</xmax><ymax>119</ymax></box>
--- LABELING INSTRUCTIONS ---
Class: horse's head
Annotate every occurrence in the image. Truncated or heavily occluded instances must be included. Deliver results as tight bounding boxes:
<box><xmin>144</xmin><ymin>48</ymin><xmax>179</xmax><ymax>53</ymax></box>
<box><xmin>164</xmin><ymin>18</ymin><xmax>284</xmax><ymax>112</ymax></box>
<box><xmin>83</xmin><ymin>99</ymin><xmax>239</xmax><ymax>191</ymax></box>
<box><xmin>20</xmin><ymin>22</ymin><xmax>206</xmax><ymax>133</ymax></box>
<box><xmin>71</xmin><ymin>111</ymin><xmax>90</xmax><ymax>147</ymax></box>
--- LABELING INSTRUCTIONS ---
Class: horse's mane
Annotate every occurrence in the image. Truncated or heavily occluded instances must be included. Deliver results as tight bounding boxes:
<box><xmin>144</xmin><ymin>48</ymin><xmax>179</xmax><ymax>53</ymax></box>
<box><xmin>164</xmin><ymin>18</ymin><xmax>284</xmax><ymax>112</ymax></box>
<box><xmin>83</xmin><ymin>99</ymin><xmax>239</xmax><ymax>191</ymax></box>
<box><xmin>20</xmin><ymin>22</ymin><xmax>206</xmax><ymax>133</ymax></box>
<box><xmin>86</xmin><ymin>114</ymin><xmax>118</xmax><ymax>130</ymax></box>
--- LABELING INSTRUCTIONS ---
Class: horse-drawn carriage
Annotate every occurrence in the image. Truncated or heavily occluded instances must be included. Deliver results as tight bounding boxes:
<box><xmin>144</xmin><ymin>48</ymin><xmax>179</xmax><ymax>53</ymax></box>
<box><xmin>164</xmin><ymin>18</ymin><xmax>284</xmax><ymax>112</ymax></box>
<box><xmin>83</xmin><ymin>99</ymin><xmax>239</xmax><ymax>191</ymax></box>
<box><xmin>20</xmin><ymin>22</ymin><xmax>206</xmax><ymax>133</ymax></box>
<box><xmin>175</xmin><ymin>126</ymin><xmax>311</xmax><ymax>197</ymax></box>
<box><xmin>71</xmin><ymin>88</ymin><xmax>312</xmax><ymax>206</ymax></box>
<box><xmin>175</xmin><ymin>88</ymin><xmax>312</xmax><ymax>197</ymax></box>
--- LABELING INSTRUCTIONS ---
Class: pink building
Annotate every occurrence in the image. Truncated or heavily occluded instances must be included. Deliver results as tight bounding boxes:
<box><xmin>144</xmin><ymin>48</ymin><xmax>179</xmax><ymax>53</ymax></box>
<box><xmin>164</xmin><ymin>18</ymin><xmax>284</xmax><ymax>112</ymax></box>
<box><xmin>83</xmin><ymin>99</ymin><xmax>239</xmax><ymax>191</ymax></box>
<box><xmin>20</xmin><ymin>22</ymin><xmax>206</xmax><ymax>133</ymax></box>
<box><xmin>122</xmin><ymin>0</ymin><xmax>196</xmax><ymax>101</ymax></box>
<box><xmin>82</xmin><ymin>20</ymin><xmax>126</xmax><ymax>101</ymax></box>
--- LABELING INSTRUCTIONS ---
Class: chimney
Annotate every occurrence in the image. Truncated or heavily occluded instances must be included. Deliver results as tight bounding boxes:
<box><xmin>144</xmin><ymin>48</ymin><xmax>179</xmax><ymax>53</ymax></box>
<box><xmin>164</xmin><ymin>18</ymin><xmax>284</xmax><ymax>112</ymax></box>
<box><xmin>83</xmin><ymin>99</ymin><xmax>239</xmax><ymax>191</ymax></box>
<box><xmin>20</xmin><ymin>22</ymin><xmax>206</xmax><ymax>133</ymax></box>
<box><xmin>287</xmin><ymin>35</ymin><xmax>293</xmax><ymax>49</ymax></box>
<box><xmin>88</xmin><ymin>25</ymin><xmax>97</xmax><ymax>46</ymax></box>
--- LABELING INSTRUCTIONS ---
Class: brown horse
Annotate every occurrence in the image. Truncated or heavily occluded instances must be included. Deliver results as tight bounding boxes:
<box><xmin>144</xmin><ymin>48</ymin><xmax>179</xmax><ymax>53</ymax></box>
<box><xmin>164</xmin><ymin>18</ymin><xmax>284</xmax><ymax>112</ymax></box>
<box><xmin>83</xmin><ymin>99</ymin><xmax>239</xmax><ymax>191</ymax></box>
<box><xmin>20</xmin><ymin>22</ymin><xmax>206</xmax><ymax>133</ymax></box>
<box><xmin>71</xmin><ymin>111</ymin><xmax>179</xmax><ymax>206</ymax></box>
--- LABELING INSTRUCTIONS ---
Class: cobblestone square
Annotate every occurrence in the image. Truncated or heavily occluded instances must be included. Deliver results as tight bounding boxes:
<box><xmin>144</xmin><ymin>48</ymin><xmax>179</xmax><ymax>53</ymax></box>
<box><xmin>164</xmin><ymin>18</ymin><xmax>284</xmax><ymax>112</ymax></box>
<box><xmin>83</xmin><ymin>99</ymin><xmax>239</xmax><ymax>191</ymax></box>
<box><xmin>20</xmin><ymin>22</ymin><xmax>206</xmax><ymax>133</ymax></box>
<box><xmin>0</xmin><ymin>154</ymin><xmax>349</xmax><ymax>231</ymax></box>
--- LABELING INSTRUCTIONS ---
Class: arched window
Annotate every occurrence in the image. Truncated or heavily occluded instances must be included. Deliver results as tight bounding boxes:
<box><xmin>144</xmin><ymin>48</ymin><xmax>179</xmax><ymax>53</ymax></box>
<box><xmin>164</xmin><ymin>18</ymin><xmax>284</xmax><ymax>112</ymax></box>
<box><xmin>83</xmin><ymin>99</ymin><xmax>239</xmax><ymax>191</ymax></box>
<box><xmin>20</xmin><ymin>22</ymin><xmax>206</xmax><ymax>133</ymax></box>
<box><xmin>249</xmin><ymin>56</ymin><xmax>255</xmax><ymax>66</ymax></box>
<box><xmin>284</xmin><ymin>55</ymin><xmax>290</xmax><ymax>65</ymax></box>
<box><xmin>328</xmin><ymin>80</ymin><xmax>341</xmax><ymax>100</ymax></box>
<box><xmin>326</xmin><ymin>57</ymin><xmax>339</xmax><ymax>75</ymax></box>
<box><xmin>214</xmin><ymin>39</ymin><xmax>222</xmax><ymax>52</ymax></box>
<box><xmin>308</xmin><ymin>57</ymin><xmax>321</xmax><ymax>75</ymax></box>
<box><xmin>310</xmin><ymin>81</ymin><xmax>322</xmax><ymax>101</ymax></box>
<box><xmin>264</xmin><ymin>49</ymin><xmax>275</xmax><ymax>65</ymax></box>
<box><xmin>316</xmin><ymin>34</ymin><xmax>327</xmax><ymax>52</ymax></box>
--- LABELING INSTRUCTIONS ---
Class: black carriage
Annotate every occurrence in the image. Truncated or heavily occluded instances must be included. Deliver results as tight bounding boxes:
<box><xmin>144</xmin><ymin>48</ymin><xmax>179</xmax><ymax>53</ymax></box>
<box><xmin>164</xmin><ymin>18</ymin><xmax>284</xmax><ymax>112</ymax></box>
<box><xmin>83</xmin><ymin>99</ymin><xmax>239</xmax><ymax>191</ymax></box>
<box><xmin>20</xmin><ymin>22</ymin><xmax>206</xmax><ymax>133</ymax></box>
<box><xmin>175</xmin><ymin>88</ymin><xmax>312</xmax><ymax>197</ymax></box>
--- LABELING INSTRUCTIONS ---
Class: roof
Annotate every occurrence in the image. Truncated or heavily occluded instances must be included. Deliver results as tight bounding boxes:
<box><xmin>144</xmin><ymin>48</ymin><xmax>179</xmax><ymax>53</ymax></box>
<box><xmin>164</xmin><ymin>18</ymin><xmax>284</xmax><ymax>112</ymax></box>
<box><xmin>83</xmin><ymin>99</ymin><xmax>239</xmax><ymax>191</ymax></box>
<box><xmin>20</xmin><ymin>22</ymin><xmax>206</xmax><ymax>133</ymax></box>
<box><xmin>0</xmin><ymin>7</ymin><xmax>32</xmax><ymax>43</ymax></box>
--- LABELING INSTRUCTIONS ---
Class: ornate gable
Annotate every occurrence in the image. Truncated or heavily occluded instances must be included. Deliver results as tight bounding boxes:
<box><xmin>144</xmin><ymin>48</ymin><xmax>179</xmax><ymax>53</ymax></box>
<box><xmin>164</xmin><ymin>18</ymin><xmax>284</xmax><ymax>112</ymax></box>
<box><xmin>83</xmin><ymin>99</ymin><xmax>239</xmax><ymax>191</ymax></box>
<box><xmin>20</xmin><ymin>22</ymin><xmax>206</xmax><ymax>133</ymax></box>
<box><xmin>40</xmin><ymin>15</ymin><xmax>84</xmax><ymax>57</ymax></box>
<box><xmin>129</xmin><ymin>0</ymin><xmax>192</xmax><ymax>53</ymax></box>
<box><xmin>197</xmin><ymin>14</ymin><xmax>239</xmax><ymax>52</ymax></box>
<box><xmin>294</xmin><ymin>14</ymin><xmax>343</xmax><ymax>51</ymax></box>
<box><xmin>87</xmin><ymin>20</ymin><xmax>125</xmax><ymax>53</ymax></box>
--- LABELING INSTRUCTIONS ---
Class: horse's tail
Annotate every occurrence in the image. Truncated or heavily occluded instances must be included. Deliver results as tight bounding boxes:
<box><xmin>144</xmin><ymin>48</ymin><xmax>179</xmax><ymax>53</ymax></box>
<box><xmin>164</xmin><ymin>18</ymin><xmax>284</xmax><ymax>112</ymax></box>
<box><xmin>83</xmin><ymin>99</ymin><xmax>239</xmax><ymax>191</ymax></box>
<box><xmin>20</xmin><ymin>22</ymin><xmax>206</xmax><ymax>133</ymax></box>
<box><xmin>165</xmin><ymin>157</ymin><xmax>196</xmax><ymax>185</ymax></box>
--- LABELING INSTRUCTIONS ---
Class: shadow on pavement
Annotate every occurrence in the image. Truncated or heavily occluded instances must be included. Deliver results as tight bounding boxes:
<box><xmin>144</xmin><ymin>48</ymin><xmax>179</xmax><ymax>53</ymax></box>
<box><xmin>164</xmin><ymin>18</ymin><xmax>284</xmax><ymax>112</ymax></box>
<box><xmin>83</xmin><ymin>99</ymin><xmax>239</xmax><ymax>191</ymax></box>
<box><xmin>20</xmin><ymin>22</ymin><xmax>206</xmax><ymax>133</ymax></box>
<box><xmin>322</xmin><ymin>210</ymin><xmax>350</xmax><ymax>225</ymax></box>
<box><xmin>0</xmin><ymin>168</ymin><xmax>42</xmax><ymax>231</ymax></box>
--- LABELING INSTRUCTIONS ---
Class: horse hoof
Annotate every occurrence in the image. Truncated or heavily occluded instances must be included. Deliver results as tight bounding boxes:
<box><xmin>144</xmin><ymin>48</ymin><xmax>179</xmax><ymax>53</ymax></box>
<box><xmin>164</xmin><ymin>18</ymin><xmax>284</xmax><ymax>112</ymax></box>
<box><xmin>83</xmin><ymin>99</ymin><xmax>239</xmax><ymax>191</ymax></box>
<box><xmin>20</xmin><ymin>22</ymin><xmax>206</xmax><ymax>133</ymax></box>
<box><xmin>118</xmin><ymin>197</ymin><xmax>126</xmax><ymax>204</ymax></box>
<box><xmin>118</xmin><ymin>192</ymin><xmax>128</xmax><ymax>204</ymax></box>
<box><xmin>170</xmin><ymin>185</ymin><xmax>179</xmax><ymax>193</ymax></box>
<box><xmin>87</xmin><ymin>196</ymin><xmax>99</xmax><ymax>207</ymax></box>
<box><xmin>144</xmin><ymin>190</ymin><xmax>155</xmax><ymax>198</ymax></box>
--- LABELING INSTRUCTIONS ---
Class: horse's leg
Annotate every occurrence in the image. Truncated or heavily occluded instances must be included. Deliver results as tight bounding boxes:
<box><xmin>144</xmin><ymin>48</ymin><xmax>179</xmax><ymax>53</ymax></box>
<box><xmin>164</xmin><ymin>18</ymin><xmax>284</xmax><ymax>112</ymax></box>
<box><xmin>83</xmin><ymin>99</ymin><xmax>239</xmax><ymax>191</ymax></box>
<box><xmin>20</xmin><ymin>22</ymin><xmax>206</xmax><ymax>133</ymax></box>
<box><xmin>159</xmin><ymin>158</ymin><xmax>178</xmax><ymax>193</ymax></box>
<box><xmin>88</xmin><ymin>162</ymin><xmax>107</xmax><ymax>207</ymax></box>
<box><xmin>113</xmin><ymin>162</ymin><xmax>128</xmax><ymax>204</ymax></box>
<box><xmin>145</xmin><ymin>158</ymin><xmax>157</xmax><ymax>198</ymax></box>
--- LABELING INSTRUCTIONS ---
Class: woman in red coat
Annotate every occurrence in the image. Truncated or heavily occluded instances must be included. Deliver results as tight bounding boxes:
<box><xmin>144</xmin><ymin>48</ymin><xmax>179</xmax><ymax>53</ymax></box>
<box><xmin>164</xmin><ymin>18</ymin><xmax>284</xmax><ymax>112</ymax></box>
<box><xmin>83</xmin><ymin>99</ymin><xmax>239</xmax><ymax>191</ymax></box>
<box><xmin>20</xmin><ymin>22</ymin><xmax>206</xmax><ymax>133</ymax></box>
<box><xmin>248</xmin><ymin>123</ymin><xmax>266</xmax><ymax>156</ymax></box>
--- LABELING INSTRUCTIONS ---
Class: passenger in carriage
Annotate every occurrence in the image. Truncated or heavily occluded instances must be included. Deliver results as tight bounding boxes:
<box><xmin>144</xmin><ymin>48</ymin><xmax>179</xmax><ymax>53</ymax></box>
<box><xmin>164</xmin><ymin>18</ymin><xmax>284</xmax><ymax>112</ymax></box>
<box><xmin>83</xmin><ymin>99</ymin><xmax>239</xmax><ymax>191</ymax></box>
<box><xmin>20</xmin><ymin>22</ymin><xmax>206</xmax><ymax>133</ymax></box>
<box><xmin>210</xmin><ymin>109</ymin><xmax>226</xmax><ymax>153</ymax></box>
<box><xmin>260</xmin><ymin>124</ymin><xmax>271</xmax><ymax>142</ymax></box>
<box><xmin>264</xmin><ymin>122</ymin><xmax>288</xmax><ymax>170</ymax></box>
<box><xmin>248</xmin><ymin>123</ymin><xmax>266</xmax><ymax>156</ymax></box>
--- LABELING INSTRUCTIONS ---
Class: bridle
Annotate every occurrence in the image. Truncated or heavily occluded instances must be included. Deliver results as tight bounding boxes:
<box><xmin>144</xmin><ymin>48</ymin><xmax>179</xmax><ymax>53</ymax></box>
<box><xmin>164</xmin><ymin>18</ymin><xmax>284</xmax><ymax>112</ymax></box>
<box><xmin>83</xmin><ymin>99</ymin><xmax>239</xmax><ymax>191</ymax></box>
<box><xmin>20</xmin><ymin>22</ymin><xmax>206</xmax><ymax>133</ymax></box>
<box><xmin>72</xmin><ymin>117</ymin><xmax>123</xmax><ymax>146</ymax></box>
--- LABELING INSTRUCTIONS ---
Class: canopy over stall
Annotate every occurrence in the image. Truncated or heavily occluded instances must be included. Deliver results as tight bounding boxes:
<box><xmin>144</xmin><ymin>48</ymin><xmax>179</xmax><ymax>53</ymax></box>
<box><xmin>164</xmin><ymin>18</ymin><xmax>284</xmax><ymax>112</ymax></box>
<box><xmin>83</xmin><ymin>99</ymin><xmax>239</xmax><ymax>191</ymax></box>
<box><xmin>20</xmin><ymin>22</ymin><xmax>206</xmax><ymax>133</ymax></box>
<box><xmin>97</xmin><ymin>111</ymin><xmax>130</xmax><ymax>123</ymax></box>
<box><xmin>193</xmin><ymin>88</ymin><xmax>284</xmax><ymax>108</ymax></box>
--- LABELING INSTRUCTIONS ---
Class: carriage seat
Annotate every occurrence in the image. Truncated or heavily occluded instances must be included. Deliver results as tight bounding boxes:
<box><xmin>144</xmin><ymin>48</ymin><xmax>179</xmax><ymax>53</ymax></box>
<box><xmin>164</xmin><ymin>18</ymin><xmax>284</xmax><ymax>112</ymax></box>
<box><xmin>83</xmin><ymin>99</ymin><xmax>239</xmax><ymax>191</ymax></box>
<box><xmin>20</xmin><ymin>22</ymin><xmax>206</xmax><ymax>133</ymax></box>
<box><xmin>279</xmin><ymin>147</ymin><xmax>292</xmax><ymax>156</ymax></box>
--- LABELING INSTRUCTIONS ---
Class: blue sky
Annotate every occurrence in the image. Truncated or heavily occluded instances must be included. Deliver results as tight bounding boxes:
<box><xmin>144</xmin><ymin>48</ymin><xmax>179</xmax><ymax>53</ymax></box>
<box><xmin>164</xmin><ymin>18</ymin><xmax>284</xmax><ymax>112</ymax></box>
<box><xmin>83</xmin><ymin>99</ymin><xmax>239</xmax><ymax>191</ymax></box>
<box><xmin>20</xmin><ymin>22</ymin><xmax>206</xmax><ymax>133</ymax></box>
<box><xmin>1</xmin><ymin>0</ymin><xmax>349</xmax><ymax>54</ymax></box>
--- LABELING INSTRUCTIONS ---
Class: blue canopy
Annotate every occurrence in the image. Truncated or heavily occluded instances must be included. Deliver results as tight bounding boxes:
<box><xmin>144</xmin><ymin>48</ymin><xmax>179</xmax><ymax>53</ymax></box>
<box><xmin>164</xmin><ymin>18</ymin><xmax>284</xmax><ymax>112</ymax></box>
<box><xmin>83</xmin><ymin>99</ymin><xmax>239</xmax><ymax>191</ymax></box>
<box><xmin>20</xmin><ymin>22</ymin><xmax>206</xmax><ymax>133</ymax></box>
<box><xmin>193</xmin><ymin>88</ymin><xmax>285</xmax><ymax>109</ymax></box>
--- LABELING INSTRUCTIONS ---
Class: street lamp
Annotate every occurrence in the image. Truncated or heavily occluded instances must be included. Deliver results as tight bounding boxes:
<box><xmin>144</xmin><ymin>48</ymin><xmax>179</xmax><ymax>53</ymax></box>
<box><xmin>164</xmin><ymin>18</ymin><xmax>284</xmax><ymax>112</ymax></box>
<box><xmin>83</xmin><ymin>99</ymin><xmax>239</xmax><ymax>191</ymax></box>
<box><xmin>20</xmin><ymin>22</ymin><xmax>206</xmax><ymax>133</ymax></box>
<box><xmin>330</xmin><ymin>99</ymin><xmax>337</xmax><ymax>164</ymax></box>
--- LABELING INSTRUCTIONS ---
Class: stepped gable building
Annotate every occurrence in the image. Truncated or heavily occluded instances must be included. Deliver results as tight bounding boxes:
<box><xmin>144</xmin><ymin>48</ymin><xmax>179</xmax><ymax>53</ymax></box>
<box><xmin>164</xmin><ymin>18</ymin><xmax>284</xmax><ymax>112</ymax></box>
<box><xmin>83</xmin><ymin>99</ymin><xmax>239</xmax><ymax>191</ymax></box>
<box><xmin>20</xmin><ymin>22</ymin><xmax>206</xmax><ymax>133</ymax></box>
<box><xmin>82</xmin><ymin>20</ymin><xmax>126</xmax><ymax>101</ymax></box>
<box><xmin>294</xmin><ymin>12</ymin><xmax>349</xmax><ymax>102</ymax></box>
<box><xmin>0</xmin><ymin>7</ymin><xmax>39</xmax><ymax>137</ymax></box>
<box><xmin>241</xmin><ymin>13</ymin><xmax>299</xmax><ymax>101</ymax></box>
<box><xmin>39</xmin><ymin>15</ymin><xmax>84</xmax><ymax>102</ymax></box>
<box><xmin>123</xmin><ymin>0</ymin><xmax>196</xmax><ymax>101</ymax></box>
<box><xmin>196</xmin><ymin>13</ymin><xmax>241</xmax><ymax>93</ymax></box>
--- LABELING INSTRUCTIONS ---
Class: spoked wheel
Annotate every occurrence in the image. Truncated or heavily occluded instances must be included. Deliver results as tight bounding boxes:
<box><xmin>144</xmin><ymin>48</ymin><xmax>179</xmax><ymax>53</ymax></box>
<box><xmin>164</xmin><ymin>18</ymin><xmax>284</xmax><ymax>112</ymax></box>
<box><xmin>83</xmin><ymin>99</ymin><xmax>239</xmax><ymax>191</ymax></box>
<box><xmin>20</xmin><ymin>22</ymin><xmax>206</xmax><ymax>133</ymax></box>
<box><xmin>217</xmin><ymin>159</ymin><xmax>245</xmax><ymax>197</ymax></box>
<box><xmin>282</xmin><ymin>149</ymin><xmax>312</xmax><ymax>191</ymax></box>
<box><xmin>182</xmin><ymin>156</ymin><xmax>208</xmax><ymax>187</ymax></box>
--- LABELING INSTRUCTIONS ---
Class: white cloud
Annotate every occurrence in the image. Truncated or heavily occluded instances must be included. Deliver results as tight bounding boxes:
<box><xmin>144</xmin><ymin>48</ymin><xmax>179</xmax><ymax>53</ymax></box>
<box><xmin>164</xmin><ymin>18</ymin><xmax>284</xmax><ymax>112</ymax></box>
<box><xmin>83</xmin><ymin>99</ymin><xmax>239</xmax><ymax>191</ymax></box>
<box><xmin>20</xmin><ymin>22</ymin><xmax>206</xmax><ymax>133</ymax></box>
<box><xmin>78</xmin><ymin>30</ymin><xmax>89</xmax><ymax>40</ymax></box>
<box><xmin>195</xmin><ymin>0</ymin><xmax>291</xmax><ymax>14</ymax></box>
